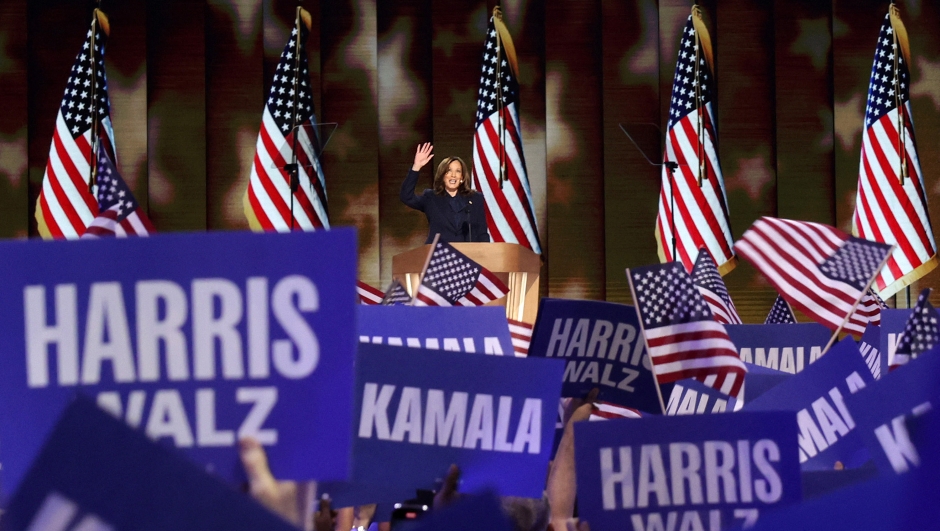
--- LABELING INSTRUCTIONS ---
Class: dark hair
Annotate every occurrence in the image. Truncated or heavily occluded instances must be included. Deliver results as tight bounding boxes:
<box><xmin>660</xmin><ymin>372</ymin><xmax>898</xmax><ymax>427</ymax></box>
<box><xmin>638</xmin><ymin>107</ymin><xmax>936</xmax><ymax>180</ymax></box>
<box><xmin>432</xmin><ymin>156</ymin><xmax>473</xmax><ymax>195</ymax></box>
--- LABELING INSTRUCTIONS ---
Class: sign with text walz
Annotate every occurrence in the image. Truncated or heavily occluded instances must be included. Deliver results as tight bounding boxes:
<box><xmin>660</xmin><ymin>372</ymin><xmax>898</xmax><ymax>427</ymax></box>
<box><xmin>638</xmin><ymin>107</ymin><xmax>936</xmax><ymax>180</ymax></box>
<box><xmin>0</xmin><ymin>230</ymin><xmax>359</xmax><ymax>498</ymax></box>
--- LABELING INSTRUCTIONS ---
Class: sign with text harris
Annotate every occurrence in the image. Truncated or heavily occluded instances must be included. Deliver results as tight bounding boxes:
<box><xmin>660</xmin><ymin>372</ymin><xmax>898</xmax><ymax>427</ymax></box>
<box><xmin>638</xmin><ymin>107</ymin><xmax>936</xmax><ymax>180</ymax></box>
<box><xmin>358</xmin><ymin>305</ymin><xmax>514</xmax><ymax>355</ymax></box>
<box><xmin>574</xmin><ymin>412</ymin><xmax>801</xmax><ymax>531</ymax></box>
<box><xmin>526</xmin><ymin>298</ymin><xmax>665</xmax><ymax>414</ymax></box>
<box><xmin>353</xmin><ymin>343</ymin><xmax>564</xmax><ymax>498</ymax></box>
<box><xmin>0</xmin><ymin>230</ymin><xmax>358</xmax><ymax>497</ymax></box>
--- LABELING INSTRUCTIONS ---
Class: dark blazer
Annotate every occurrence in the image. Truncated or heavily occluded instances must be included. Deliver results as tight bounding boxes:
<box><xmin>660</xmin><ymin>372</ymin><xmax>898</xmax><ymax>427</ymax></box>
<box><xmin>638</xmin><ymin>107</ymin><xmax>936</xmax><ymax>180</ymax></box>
<box><xmin>400</xmin><ymin>169</ymin><xmax>491</xmax><ymax>244</ymax></box>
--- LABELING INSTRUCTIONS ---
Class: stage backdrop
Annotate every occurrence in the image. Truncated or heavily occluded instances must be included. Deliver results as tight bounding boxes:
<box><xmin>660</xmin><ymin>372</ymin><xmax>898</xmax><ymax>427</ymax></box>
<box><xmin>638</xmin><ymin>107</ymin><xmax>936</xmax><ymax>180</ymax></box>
<box><xmin>2</xmin><ymin>0</ymin><xmax>940</xmax><ymax>322</ymax></box>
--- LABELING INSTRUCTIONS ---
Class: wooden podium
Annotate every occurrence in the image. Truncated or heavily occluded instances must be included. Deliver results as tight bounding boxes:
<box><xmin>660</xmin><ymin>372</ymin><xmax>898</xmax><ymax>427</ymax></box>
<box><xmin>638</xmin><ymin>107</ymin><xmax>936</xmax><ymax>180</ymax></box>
<box><xmin>392</xmin><ymin>243</ymin><xmax>541</xmax><ymax>324</ymax></box>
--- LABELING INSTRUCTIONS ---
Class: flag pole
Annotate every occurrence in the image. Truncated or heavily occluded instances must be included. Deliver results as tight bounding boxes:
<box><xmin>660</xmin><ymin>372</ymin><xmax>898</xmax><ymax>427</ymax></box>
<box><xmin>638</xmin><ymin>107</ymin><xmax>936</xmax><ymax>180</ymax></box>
<box><xmin>821</xmin><ymin>248</ymin><xmax>895</xmax><ymax>354</ymax></box>
<box><xmin>492</xmin><ymin>6</ymin><xmax>506</xmax><ymax>189</ymax></box>
<box><xmin>86</xmin><ymin>8</ymin><xmax>104</xmax><ymax>194</ymax></box>
<box><xmin>625</xmin><ymin>267</ymin><xmax>668</xmax><ymax>414</ymax></box>
<box><xmin>410</xmin><ymin>233</ymin><xmax>441</xmax><ymax>306</ymax></box>
<box><xmin>285</xmin><ymin>6</ymin><xmax>306</xmax><ymax>230</ymax></box>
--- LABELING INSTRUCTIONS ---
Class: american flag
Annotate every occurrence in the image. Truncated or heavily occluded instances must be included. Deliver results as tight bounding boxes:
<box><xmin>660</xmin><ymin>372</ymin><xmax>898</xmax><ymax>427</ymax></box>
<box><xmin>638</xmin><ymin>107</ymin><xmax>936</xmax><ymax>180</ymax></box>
<box><xmin>853</xmin><ymin>8</ymin><xmax>937</xmax><ymax>299</ymax></box>
<box><xmin>589</xmin><ymin>401</ymin><xmax>642</xmax><ymax>421</ymax></box>
<box><xmin>690</xmin><ymin>248</ymin><xmax>741</xmax><ymax>325</ymax></box>
<box><xmin>891</xmin><ymin>288</ymin><xmax>939</xmax><ymax>369</ymax></box>
<box><xmin>244</xmin><ymin>8</ymin><xmax>329</xmax><ymax>232</ymax></box>
<box><xmin>381</xmin><ymin>279</ymin><xmax>413</xmax><ymax>306</ymax></box>
<box><xmin>81</xmin><ymin>147</ymin><xmax>153</xmax><ymax>238</ymax></box>
<box><xmin>764</xmin><ymin>295</ymin><xmax>797</xmax><ymax>324</ymax></box>
<box><xmin>356</xmin><ymin>281</ymin><xmax>384</xmax><ymax>305</ymax></box>
<box><xmin>507</xmin><ymin>319</ymin><xmax>533</xmax><ymax>357</ymax></box>
<box><xmin>854</xmin><ymin>289</ymin><xmax>888</xmax><ymax>327</ymax></box>
<box><xmin>655</xmin><ymin>10</ymin><xmax>735</xmax><ymax>274</ymax></box>
<box><xmin>35</xmin><ymin>12</ymin><xmax>116</xmax><ymax>240</ymax></box>
<box><xmin>628</xmin><ymin>262</ymin><xmax>746</xmax><ymax>399</ymax></box>
<box><xmin>735</xmin><ymin>217</ymin><xmax>893</xmax><ymax>336</ymax></box>
<box><xmin>470</xmin><ymin>8</ymin><xmax>541</xmax><ymax>253</ymax></box>
<box><xmin>414</xmin><ymin>242</ymin><xmax>509</xmax><ymax>307</ymax></box>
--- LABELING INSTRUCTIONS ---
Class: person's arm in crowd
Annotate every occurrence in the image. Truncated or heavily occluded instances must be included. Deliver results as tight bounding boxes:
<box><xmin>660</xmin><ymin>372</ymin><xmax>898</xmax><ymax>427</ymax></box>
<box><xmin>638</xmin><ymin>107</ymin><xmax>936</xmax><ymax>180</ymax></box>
<box><xmin>546</xmin><ymin>388</ymin><xmax>598</xmax><ymax>531</ymax></box>
<box><xmin>401</xmin><ymin>143</ymin><xmax>434</xmax><ymax>210</ymax></box>
<box><xmin>239</xmin><ymin>437</ymin><xmax>316</xmax><ymax>529</ymax></box>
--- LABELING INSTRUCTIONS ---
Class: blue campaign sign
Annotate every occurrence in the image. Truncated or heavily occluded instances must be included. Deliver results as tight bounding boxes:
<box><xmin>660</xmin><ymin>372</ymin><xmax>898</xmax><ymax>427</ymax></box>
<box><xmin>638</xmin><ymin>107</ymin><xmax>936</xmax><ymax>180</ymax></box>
<box><xmin>726</xmin><ymin>324</ymin><xmax>831</xmax><ymax>374</ymax></box>
<box><xmin>2</xmin><ymin>397</ymin><xmax>299</xmax><ymax>531</ymax></box>
<box><xmin>665</xmin><ymin>378</ymin><xmax>736</xmax><ymax>415</ymax></box>
<box><xmin>879</xmin><ymin>309</ymin><xmax>911</xmax><ymax>376</ymax></box>
<box><xmin>358</xmin><ymin>305</ymin><xmax>514</xmax><ymax>355</ymax></box>
<box><xmin>0</xmin><ymin>230</ymin><xmax>358</xmax><ymax>497</ymax></box>
<box><xmin>526</xmin><ymin>298</ymin><xmax>665</xmax><ymax>414</ymax></box>
<box><xmin>742</xmin><ymin>363</ymin><xmax>792</xmax><ymax>404</ymax></box>
<box><xmin>352</xmin><ymin>343</ymin><xmax>564</xmax><ymax>498</ymax></box>
<box><xmin>744</xmin><ymin>338</ymin><xmax>875</xmax><ymax>470</ymax></box>
<box><xmin>845</xmin><ymin>346</ymin><xmax>940</xmax><ymax>477</ymax></box>
<box><xmin>858</xmin><ymin>324</ymin><xmax>882</xmax><ymax>379</ymax></box>
<box><xmin>574</xmin><ymin>412</ymin><xmax>801</xmax><ymax>531</ymax></box>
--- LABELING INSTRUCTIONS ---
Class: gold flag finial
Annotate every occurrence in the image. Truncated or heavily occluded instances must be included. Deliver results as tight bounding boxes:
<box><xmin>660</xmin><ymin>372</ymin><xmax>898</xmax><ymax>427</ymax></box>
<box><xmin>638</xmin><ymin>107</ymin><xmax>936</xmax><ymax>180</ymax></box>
<box><xmin>491</xmin><ymin>6</ymin><xmax>519</xmax><ymax>78</ymax></box>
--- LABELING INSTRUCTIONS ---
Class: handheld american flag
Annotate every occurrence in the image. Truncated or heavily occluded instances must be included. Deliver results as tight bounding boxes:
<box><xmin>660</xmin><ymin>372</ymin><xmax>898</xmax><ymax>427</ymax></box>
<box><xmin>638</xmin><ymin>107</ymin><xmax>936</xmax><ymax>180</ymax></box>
<box><xmin>735</xmin><ymin>217</ymin><xmax>893</xmax><ymax>337</ymax></box>
<box><xmin>471</xmin><ymin>7</ymin><xmax>541</xmax><ymax>253</ymax></box>
<box><xmin>35</xmin><ymin>10</ymin><xmax>116</xmax><ymax>239</ymax></box>
<box><xmin>690</xmin><ymin>248</ymin><xmax>741</xmax><ymax>325</ymax></box>
<box><xmin>764</xmin><ymin>295</ymin><xmax>797</xmax><ymax>325</ymax></box>
<box><xmin>589</xmin><ymin>402</ymin><xmax>642</xmax><ymax>421</ymax></box>
<box><xmin>655</xmin><ymin>8</ymin><xmax>735</xmax><ymax>274</ymax></box>
<box><xmin>243</xmin><ymin>8</ymin><xmax>329</xmax><ymax>232</ymax></box>
<box><xmin>627</xmin><ymin>262</ymin><xmax>746</xmax><ymax>399</ymax></box>
<box><xmin>891</xmin><ymin>288</ymin><xmax>939</xmax><ymax>370</ymax></box>
<box><xmin>357</xmin><ymin>281</ymin><xmax>384</xmax><ymax>305</ymax></box>
<box><xmin>81</xmin><ymin>147</ymin><xmax>153</xmax><ymax>238</ymax></box>
<box><xmin>381</xmin><ymin>279</ymin><xmax>413</xmax><ymax>306</ymax></box>
<box><xmin>854</xmin><ymin>289</ymin><xmax>888</xmax><ymax>327</ymax></box>
<box><xmin>414</xmin><ymin>242</ymin><xmax>509</xmax><ymax>307</ymax></box>
<box><xmin>852</xmin><ymin>7</ymin><xmax>937</xmax><ymax>298</ymax></box>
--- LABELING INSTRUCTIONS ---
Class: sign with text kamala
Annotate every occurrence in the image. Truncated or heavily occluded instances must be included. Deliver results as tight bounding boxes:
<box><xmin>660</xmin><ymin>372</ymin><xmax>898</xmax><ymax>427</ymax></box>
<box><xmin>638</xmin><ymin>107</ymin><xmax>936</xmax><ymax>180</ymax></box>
<box><xmin>574</xmin><ymin>412</ymin><xmax>801</xmax><ymax>531</ymax></box>
<box><xmin>0</xmin><ymin>230</ymin><xmax>358</xmax><ymax>496</ymax></box>
<box><xmin>353</xmin><ymin>343</ymin><xmax>564</xmax><ymax>498</ymax></box>
<box><xmin>527</xmin><ymin>299</ymin><xmax>664</xmax><ymax>414</ymax></box>
<box><xmin>725</xmin><ymin>324</ymin><xmax>830</xmax><ymax>374</ymax></box>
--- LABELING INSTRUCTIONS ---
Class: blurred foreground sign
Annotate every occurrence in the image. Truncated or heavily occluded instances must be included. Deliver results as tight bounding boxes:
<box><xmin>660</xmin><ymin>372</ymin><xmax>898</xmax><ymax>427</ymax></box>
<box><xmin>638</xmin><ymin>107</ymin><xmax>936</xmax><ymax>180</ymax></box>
<box><xmin>2</xmin><ymin>398</ymin><xmax>298</xmax><ymax>531</ymax></box>
<box><xmin>0</xmin><ymin>230</ymin><xmax>358</xmax><ymax>497</ymax></box>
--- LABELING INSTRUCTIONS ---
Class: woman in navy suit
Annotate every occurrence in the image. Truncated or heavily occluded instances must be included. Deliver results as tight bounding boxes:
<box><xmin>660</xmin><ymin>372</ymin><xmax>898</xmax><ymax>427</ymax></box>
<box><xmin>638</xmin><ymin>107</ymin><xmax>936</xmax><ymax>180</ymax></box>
<box><xmin>400</xmin><ymin>142</ymin><xmax>490</xmax><ymax>243</ymax></box>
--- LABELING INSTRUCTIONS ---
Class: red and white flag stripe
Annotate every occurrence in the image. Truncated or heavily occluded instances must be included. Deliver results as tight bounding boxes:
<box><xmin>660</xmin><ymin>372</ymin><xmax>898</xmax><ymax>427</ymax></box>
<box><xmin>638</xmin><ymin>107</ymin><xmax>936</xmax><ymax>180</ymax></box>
<box><xmin>415</xmin><ymin>269</ymin><xmax>507</xmax><ymax>307</ymax></box>
<box><xmin>735</xmin><ymin>217</ymin><xmax>890</xmax><ymax>336</ymax></box>
<box><xmin>656</xmin><ymin>104</ymin><xmax>735</xmax><ymax>273</ymax></box>
<box><xmin>507</xmin><ymin>319</ymin><xmax>532</xmax><ymax>357</ymax></box>
<box><xmin>854</xmin><ymin>107</ymin><xmax>936</xmax><ymax>297</ymax></box>
<box><xmin>590</xmin><ymin>401</ymin><xmax>643</xmax><ymax>421</ymax></box>
<box><xmin>697</xmin><ymin>287</ymin><xmax>742</xmax><ymax>325</ymax></box>
<box><xmin>357</xmin><ymin>281</ymin><xmax>384</xmax><ymax>305</ymax></box>
<box><xmin>645</xmin><ymin>320</ymin><xmax>745</xmax><ymax>398</ymax></box>
<box><xmin>245</xmin><ymin>111</ymin><xmax>328</xmax><ymax>232</ymax></box>
<box><xmin>473</xmin><ymin>104</ymin><xmax>541</xmax><ymax>253</ymax></box>
<box><xmin>81</xmin><ymin>208</ymin><xmax>151</xmax><ymax>238</ymax></box>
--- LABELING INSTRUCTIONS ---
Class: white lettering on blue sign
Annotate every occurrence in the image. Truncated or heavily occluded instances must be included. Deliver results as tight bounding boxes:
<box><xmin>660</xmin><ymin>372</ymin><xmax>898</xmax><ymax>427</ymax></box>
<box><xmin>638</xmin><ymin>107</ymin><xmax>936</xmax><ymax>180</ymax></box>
<box><xmin>737</xmin><ymin>347</ymin><xmax>823</xmax><ymax>374</ymax></box>
<box><xmin>598</xmin><ymin>439</ymin><xmax>783</xmax><ymax>510</ymax></box>
<box><xmin>24</xmin><ymin>491</ymin><xmax>114</xmax><ymax>531</ymax></box>
<box><xmin>24</xmin><ymin>275</ymin><xmax>320</xmax><ymax>388</ymax></box>
<box><xmin>873</xmin><ymin>401</ymin><xmax>932</xmax><ymax>474</ymax></box>
<box><xmin>795</xmin><ymin>371</ymin><xmax>866</xmax><ymax>462</ymax></box>
<box><xmin>357</xmin><ymin>383</ymin><xmax>542</xmax><ymax>454</ymax></box>
<box><xmin>858</xmin><ymin>341</ymin><xmax>882</xmax><ymax>379</ymax></box>
<box><xmin>359</xmin><ymin>336</ymin><xmax>504</xmax><ymax>355</ymax></box>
